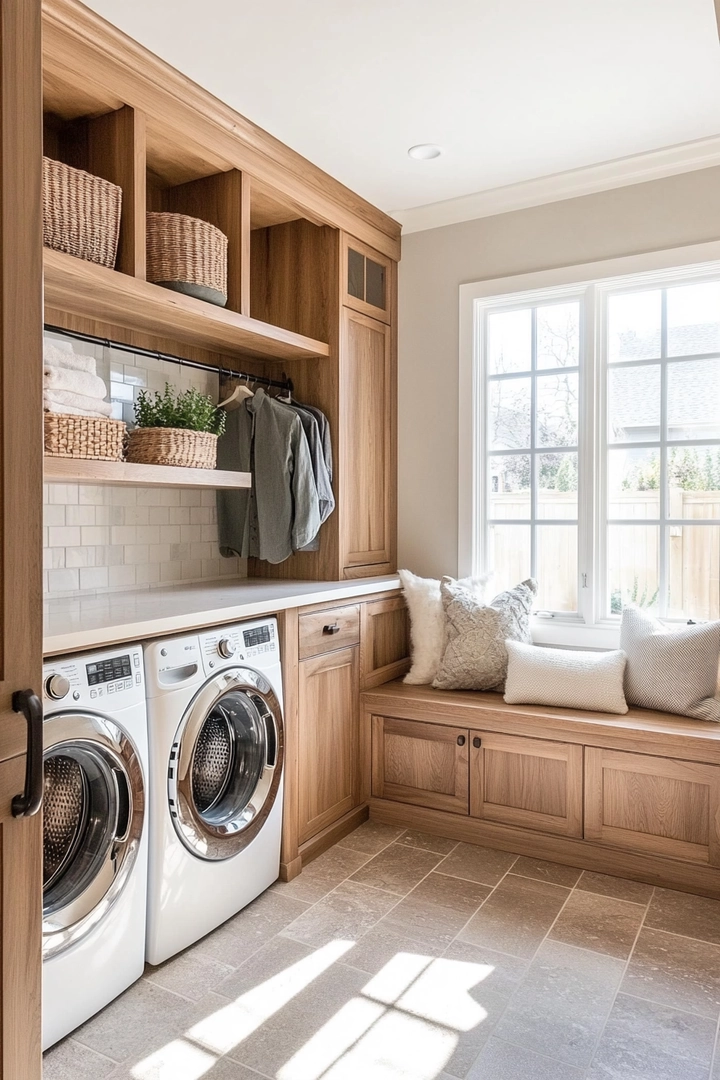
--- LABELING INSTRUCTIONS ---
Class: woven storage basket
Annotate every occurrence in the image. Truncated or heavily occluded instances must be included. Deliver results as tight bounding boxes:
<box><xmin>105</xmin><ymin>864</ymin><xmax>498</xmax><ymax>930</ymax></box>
<box><xmin>43</xmin><ymin>156</ymin><xmax>122</xmax><ymax>268</ymax></box>
<box><xmin>44</xmin><ymin>414</ymin><xmax>126</xmax><ymax>461</ymax></box>
<box><xmin>126</xmin><ymin>427</ymin><xmax>218</xmax><ymax>469</ymax></box>
<box><xmin>146</xmin><ymin>212</ymin><xmax>228</xmax><ymax>307</ymax></box>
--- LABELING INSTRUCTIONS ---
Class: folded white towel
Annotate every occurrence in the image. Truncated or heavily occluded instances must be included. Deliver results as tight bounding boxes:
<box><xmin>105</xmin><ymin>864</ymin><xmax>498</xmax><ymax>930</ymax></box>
<box><xmin>44</xmin><ymin>365</ymin><xmax>108</xmax><ymax>399</ymax></box>
<box><xmin>43</xmin><ymin>340</ymin><xmax>97</xmax><ymax>375</ymax></box>
<box><xmin>44</xmin><ymin>388</ymin><xmax>113</xmax><ymax>417</ymax></box>
<box><xmin>44</xmin><ymin>399</ymin><xmax>113</xmax><ymax>419</ymax></box>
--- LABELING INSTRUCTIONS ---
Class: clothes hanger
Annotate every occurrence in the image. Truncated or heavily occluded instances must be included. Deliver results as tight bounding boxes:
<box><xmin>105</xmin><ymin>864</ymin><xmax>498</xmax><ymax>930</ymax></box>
<box><xmin>218</xmin><ymin>372</ymin><xmax>254</xmax><ymax>411</ymax></box>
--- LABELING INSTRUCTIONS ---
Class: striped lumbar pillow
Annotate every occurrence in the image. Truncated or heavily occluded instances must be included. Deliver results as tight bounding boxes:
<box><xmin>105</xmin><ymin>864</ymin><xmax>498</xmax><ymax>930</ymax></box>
<box><xmin>620</xmin><ymin>607</ymin><xmax>720</xmax><ymax>722</ymax></box>
<box><xmin>504</xmin><ymin>640</ymin><xmax>628</xmax><ymax>714</ymax></box>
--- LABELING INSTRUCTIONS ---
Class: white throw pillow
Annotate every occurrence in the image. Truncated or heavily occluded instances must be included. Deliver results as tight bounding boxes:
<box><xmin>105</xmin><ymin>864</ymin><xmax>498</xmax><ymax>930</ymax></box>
<box><xmin>399</xmin><ymin>569</ymin><xmax>489</xmax><ymax>685</ymax></box>
<box><xmin>620</xmin><ymin>607</ymin><xmax>720</xmax><ymax>722</ymax></box>
<box><xmin>504</xmin><ymin>640</ymin><xmax>628</xmax><ymax>715</ymax></box>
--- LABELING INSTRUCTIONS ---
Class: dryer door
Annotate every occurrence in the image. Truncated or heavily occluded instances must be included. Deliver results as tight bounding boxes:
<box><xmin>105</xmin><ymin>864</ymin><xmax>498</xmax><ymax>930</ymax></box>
<box><xmin>170</xmin><ymin>667</ymin><xmax>284</xmax><ymax>861</ymax></box>
<box><xmin>42</xmin><ymin>713</ymin><xmax>145</xmax><ymax>960</ymax></box>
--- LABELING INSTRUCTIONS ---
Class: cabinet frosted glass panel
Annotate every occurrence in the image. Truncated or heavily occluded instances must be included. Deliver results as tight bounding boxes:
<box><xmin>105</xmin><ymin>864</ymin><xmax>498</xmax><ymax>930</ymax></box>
<box><xmin>365</xmin><ymin>257</ymin><xmax>386</xmax><ymax>310</ymax></box>
<box><xmin>347</xmin><ymin>247</ymin><xmax>365</xmax><ymax>301</ymax></box>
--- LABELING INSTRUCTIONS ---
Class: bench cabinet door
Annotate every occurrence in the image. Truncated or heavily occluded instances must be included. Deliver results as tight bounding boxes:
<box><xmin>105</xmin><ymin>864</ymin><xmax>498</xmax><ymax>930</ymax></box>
<box><xmin>585</xmin><ymin>747</ymin><xmax>720</xmax><ymax>865</ymax></box>
<box><xmin>470</xmin><ymin>732</ymin><xmax>583</xmax><ymax>837</ymax></box>
<box><xmin>371</xmin><ymin>716</ymin><xmax>469</xmax><ymax>814</ymax></box>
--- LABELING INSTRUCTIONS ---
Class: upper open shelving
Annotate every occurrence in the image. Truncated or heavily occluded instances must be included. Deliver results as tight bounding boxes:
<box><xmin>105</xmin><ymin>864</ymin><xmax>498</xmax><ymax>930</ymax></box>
<box><xmin>44</xmin><ymin>249</ymin><xmax>330</xmax><ymax>363</ymax></box>
<box><xmin>44</xmin><ymin>456</ymin><xmax>252</xmax><ymax>489</ymax></box>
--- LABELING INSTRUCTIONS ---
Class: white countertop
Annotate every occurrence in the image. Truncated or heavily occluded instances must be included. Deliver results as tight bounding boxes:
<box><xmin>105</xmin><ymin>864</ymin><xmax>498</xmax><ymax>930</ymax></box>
<box><xmin>44</xmin><ymin>576</ymin><xmax>401</xmax><ymax>656</ymax></box>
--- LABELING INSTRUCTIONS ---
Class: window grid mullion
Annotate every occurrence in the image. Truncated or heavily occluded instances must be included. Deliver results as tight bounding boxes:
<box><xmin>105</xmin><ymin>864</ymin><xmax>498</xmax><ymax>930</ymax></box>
<box><xmin>530</xmin><ymin>307</ymin><xmax>537</xmax><ymax>582</ymax></box>
<box><xmin>659</xmin><ymin>289</ymin><xmax>668</xmax><ymax>619</ymax></box>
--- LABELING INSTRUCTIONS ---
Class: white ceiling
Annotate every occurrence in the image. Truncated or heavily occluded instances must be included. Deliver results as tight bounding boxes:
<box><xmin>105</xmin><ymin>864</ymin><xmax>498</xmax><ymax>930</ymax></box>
<box><xmin>86</xmin><ymin>0</ymin><xmax>720</xmax><ymax>219</ymax></box>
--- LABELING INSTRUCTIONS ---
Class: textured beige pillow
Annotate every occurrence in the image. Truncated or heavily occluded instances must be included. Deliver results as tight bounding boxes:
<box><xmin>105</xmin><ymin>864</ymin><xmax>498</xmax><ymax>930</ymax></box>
<box><xmin>433</xmin><ymin>578</ymin><xmax>538</xmax><ymax>691</ymax></box>
<box><xmin>399</xmin><ymin>569</ymin><xmax>489</xmax><ymax>685</ymax></box>
<box><xmin>504</xmin><ymin>640</ymin><xmax>628</xmax><ymax>714</ymax></box>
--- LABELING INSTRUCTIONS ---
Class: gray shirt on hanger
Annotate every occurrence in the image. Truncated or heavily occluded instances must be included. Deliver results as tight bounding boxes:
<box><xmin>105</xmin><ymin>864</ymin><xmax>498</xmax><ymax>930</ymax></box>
<box><xmin>216</xmin><ymin>388</ymin><xmax>321</xmax><ymax>564</ymax></box>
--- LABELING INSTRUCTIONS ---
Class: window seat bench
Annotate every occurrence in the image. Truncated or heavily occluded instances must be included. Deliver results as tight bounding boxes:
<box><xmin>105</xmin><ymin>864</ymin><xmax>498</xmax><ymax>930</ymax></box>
<box><xmin>360</xmin><ymin>680</ymin><xmax>720</xmax><ymax>899</ymax></box>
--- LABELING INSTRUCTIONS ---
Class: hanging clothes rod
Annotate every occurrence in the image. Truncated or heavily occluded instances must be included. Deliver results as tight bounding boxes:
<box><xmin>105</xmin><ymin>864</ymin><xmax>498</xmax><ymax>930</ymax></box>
<box><xmin>44</xmin><ymin>324</ymin><xmax>294</xmax><ymax>393</ymax></box>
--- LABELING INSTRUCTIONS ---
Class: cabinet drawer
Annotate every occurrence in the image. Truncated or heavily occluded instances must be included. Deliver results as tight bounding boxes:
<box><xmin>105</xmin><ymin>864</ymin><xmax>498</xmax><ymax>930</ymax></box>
<box><xmin>585</xmin><ymin>747</ymin><xmax>720</xmax><ymax>865</ymax></box>
<box><xmin>299</xmin><ymin>605</ymin><xmax>360</xmax><ymax>659</ymax></box>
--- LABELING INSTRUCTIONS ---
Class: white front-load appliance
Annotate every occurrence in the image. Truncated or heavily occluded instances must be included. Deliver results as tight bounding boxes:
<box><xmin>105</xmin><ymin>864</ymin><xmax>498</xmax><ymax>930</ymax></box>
<box><xmin>41</xmin><ymin>645</ymin><xmax>148</xmax><ymax>1050</ymax></box>
<box><xmin>144</xmin><ymin>617</ymin><xmax>284</xmax><ymax>965</ymax></box>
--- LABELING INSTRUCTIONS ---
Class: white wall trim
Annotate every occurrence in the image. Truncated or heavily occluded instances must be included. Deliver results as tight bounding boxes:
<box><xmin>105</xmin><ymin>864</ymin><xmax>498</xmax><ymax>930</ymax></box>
<box><xmin>395</xmin><ymin>134</ymin><xmax>720</xmax><ymax>235</ymax></box>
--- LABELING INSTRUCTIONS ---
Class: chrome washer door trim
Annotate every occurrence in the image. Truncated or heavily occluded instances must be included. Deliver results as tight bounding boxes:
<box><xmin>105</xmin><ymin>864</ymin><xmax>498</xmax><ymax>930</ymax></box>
<box><xmin>169</xmin><ymin>667</ymin><xmax>284</xmax><ymax>861</ymax></box>
<box><xmin>42</xmin><ymin>712</ymin><xmax>145</xmax><ymax>960</ymax></box>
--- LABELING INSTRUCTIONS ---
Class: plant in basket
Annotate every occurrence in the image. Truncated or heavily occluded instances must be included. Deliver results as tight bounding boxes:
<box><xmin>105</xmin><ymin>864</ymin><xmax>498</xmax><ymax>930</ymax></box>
<box><xmin>127</xmin><ymin>384</ymin><xmax>226</xmax><ymax>469</ymax></box>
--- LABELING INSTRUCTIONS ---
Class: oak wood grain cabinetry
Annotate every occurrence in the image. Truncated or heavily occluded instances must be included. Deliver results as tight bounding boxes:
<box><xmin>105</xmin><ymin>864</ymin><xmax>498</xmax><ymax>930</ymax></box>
<box><xmin>298</xmin><ymin>646</ymin><xmax>360</xmax><ymax>845</ymax></box>
<box><xmin>371</xmin><ymin>717</ymin><xmax>470</xmax><ymax>814</ymax></box>
<box><xmin>470</xmin><ymin>733</ymin><xmax>583</xmax><ymax>838</ymax></box>
<box><xmin>298</xmin><ymin>604</ymin><xmax>360</xmax><ymax>660</ymax></box>
<box><xmin>360</xmin><ymin>596</ymin><xmax>410</xmax><ymax>689</ymax></box>
<box><xmin>585</xmin><ymin>747</ymin><xmax>720</xmax><ymax>865</ymax></box>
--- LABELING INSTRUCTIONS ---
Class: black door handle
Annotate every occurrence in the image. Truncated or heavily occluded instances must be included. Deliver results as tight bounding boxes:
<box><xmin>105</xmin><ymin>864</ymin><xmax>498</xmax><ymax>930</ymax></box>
<box><xmin>323</xmin><ymin>624</ymin><xmax>340</xmax><ymax>635</ymax></box>
<box><xmin>473</xmin><ymin>737</ymin><xmax>482</xmax><ymax>748</ymax></box>
<box><xmin>12</xmin><ymin>689</ymin><xmax>43</xmax><ymax>818</ymax></box>
<box><xmin>457</xmin><ymin>735</ymin><xmax>466</xmax><ymax>746</ymax></box>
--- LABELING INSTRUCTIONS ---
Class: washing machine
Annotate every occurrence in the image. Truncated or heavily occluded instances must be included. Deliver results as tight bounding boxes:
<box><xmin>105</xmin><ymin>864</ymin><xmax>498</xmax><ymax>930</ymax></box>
<box><xmin>41</xmin><ymin>644</ymin><xmax>148</xmax><ymax>1050</ymax></box>
<box><xmin>144</xmin><ymin>617</ymin><xmax>284</xmax><ymax>965</ymax></box>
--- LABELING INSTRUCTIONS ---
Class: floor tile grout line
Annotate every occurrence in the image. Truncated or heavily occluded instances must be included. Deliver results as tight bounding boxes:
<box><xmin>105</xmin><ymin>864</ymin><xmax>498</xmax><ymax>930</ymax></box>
<box><xmin>709</xmin><ymin>1009</ymin><xmax>720</xmax><ymax>1078</ymax></box>
<box><xmin>65</xmin><ymin>1036</ymin><xmax>119</xmax><ymax>1066</ymax></box>
<box><xmin>482</xmin><ymin>1031</ymin><xmax>590</xmax><ymax>1074</ymax></box>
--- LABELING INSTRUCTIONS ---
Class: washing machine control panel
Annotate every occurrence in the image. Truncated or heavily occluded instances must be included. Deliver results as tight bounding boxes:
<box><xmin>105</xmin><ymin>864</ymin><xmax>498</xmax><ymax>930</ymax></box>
<box><xmin>200</xmin><ymin>619</ymin><xmax>278</xmax><ymax>673</ymax></box>
<box><xmin>43</xmin><ymin>645</ymin><xmax>144</xmax><ymax>709</ymax></box>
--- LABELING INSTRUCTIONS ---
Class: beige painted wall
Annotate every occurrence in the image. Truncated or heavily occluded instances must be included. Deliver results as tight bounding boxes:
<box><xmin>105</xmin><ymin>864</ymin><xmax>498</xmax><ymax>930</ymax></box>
<box><xmin>397</xmin><ymin>165</ymin><xmax>720</xmax><ymax>578</ymax></box>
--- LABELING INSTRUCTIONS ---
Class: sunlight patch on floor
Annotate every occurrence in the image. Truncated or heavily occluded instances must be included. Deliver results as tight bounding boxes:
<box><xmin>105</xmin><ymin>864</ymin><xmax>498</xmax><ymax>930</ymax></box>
<box><xmin>130</xmin><ymin>1038</ymin><xmax>217</xmax><ymax>1080</ymax></box>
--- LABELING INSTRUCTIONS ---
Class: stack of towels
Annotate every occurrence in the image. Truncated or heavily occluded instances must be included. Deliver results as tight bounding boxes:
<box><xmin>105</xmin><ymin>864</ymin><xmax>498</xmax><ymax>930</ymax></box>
<box><xmin>44</xmin><ymin>341</ymin><xmax>113</xmax><ymax>418</ymax></box>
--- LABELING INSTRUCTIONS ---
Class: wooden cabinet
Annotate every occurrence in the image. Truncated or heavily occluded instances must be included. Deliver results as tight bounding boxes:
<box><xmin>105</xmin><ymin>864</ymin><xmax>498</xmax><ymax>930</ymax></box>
<box><xmin>585</xmin><ymin>747</ymin><xmax>720</xmax><ymax>865</ymax></box>
<box><xmin>298</xmin><ymin>604</ymin><xmax>360</xmax><ymax>660</ymax></box>
<box><xmin>470</xmin><ymin>733</ymin><xmax>583</xmax><ymax>838</ymax></box>
<box><xmin>342</xmin><ymin>233</ymin><xmax>392</xmax><ymax>324</ymax></box>
<box><xmin>371</xmin><ymin>716</ymin><xmax>469</xmax><ymax>814</ymax></box>
<box><xmin>297</xmin><ymin>645</ymin><xmax>360</xmax><ymax>845</ymax></box>
<box><xmin>341</xmin><ymin>308</ymin><xmax>394</xmax><ymax>574</ymax></box>
<box><xmin>360</xmin><ymin>596</ymin><xmax>409</xmax><ymax>688</ymax></box>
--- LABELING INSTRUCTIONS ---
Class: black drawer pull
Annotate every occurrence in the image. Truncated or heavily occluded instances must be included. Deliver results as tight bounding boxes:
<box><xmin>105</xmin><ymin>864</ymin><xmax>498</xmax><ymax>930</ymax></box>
<box><xmin>323</xmin><ymin>623</ymin><xmax>340</xmax><ymax>635</ymax></box>
<box><xmin>457</xmin><ymin>735</ymin><xmax>466</xmax><ymax>746</ymax></box>
<box><xmin>473</xmin><ymin>737</ymin><xmax>481</xmax><ymax>748</ymax></box>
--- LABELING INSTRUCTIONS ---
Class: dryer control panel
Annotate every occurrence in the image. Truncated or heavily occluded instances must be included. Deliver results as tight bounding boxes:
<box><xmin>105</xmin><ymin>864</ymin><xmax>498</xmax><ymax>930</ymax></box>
<box><xmin>43</xmin><ymin>644</ymin><xmax>144</xmax><ymax>710</ymax></box>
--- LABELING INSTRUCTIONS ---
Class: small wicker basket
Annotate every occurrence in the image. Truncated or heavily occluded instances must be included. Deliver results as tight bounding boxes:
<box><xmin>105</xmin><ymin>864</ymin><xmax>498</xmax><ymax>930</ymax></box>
<box><xmin>126</xmin><ymin>427</ymin><xmax>218</xmax><ymax>469</ymax></box>
<box><xmin>146</xmin><ymin>212</ymin><xmax>228</xmax><ymax>307</ymax></box>
<box><xmin>42</xmin><ymin>157</ymin><xmax>122</xmax><ymax>268</ymax></box>
<box><xmin>44</xmin><ymin>414</ymin><xmax>126</xmax><ymax>461</ymax></box>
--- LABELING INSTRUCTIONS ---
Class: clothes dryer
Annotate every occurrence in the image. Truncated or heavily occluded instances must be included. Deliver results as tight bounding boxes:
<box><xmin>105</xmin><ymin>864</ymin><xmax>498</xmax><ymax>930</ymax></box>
<box><xmin>41</xmin><ymin>645</ymin><xmax>148</xmax><ymax>1049</ymax></box>
<box><xmin>144</xmin><ymin>618</ymin><xmax>283</xmax><ymax>964</ymax></box>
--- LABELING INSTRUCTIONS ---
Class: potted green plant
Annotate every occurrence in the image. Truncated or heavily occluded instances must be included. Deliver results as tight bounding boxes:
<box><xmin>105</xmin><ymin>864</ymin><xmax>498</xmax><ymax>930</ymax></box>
<box><xmin>127</xmin><ymin>383</ymin><xmax>226</xmax><ymax>469</ymax></box>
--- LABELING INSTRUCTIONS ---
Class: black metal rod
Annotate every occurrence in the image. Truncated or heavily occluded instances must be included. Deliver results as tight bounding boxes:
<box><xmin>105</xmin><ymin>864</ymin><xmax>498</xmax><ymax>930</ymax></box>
<box><xmin>44</xmin><ymin>324</ymin><xmax>294</xmax><ymax>393</ymax></box>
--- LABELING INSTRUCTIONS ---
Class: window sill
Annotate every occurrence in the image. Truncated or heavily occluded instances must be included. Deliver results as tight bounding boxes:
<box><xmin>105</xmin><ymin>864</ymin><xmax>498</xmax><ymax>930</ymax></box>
<box><xmin>530</xmin><ymin>617</ymin><xmax>620</xmax><ymax>651</ymax></box>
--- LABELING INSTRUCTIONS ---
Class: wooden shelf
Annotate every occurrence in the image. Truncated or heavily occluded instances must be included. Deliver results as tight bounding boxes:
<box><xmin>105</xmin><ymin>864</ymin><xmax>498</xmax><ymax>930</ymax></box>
<box><xmin>44</xmin><ymin>456</ymin><xmax>252</xmax><ymax>489</ymax></box>
<box><xmin>43</xmin><ymin>249</ymin><xmax>330</xmax><ymax>363</ymax></box>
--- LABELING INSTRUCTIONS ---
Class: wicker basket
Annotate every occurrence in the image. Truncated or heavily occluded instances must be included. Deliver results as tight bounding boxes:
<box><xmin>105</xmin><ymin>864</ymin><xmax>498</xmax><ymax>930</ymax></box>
<box><xmin>146</xmin><ymin>212</ymin><xmax>228</xmax><ymax>307</ymax></box>
<box><xmin>44</xmin><ymin>414</ymin><xmax>126</xmax><ymax>461</ymax></box>
<box><xmin>126</xmin><ymin>427</ymin><xmax>218</xmax><ymax>469</ymax></box>
<box><xmin>42</xmin><ymin>157</ymin><xmax>122</xmax><ymax>268</ymax></box>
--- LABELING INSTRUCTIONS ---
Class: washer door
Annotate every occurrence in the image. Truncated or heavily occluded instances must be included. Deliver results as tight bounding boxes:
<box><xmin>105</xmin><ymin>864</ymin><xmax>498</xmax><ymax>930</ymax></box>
<box><xmin>170</xmin><ymin>667</ymin><xmax>283</xmax><ymax>861</ymax></box>
<box><xmin>42</xmin><ymin>713</ymin><xmax>145</xmax><ymax>960</ymax></box>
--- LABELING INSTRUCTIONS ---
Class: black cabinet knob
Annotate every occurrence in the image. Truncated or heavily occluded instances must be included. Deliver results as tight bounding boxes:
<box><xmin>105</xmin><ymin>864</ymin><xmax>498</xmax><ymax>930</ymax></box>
<box><xmin>457</xmin><ymin>735</ymin><xmax>466</xmax><ymax>746</ymax></box>
<box><xmin>473</xmin><ymin>737</ymin><xmax>482</xmax><ymax>748</ymax></box>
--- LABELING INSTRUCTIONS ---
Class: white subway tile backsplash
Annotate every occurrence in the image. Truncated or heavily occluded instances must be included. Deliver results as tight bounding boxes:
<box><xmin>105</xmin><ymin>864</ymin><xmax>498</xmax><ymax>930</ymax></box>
<box><xmin>43</xmin><ymin>334</ymin><xmax>246</xmax><ymax>599</ymax></box>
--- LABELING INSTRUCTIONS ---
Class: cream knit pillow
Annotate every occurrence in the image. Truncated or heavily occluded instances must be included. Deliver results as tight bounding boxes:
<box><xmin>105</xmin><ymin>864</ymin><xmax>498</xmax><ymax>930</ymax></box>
<box><xmin>504</xmin><ymin>640</ymin><xmax>628</xmax><ymax>714</ymax></box>
<box><xmin>399</xmin><ymin>569</ymin><xmax>489</xmax><ymax>685</ymax></box>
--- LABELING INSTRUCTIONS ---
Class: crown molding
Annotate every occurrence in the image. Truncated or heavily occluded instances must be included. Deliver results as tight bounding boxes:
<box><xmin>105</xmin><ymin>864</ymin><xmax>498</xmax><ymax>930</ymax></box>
<box><xmin>393</xmin><ymin>134</ymin><xmax>720</xmax><ymax>235</ymax></box>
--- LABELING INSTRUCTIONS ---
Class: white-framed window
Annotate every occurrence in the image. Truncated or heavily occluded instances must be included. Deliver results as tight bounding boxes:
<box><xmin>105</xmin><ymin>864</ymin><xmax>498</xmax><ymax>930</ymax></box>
<box><xmin>459</xmin><ymin>242</ymin><xmax>720</xmax><ymax>648</ymax></box>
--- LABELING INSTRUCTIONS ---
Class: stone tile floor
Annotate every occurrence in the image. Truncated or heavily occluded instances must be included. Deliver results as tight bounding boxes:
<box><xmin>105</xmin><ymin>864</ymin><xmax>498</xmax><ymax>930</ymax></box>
<box><xmin>43</xmin><ymin>822</ymin><xmax>720</xmax><ymax>1079</ymax></box>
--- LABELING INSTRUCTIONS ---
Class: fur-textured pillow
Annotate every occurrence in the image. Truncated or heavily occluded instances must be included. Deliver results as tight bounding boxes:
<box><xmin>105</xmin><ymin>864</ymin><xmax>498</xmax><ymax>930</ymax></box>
<box><xmin>504</xmin><ymin>640</ymin><xmax>628</xmax><ymax>714</ymax></box>
<box><xmin>399</xmin><ymin>569</ymin><xmax>489</xmax><ymax>685</ymax></box>
<box><xmin>433</xmin><ymin>578</ymin><xmax>538</xmax><ymax>691</ymax></box>
<box><xmin>620</xmin><ymin>607</ymin><xmax>720</xmax><ymax>722</ymax></box>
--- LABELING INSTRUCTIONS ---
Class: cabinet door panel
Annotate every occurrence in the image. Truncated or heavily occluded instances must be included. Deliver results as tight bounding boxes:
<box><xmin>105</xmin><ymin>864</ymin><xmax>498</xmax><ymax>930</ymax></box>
<box><xmin>585</xmin><ymin>747</ymin><xmax>720</xmax><ymax>864</ymax></box>
<box><xmin>342</xmin><ymin>309</ymin><xmax>392</xmax><ymax>569</ymax></box>
<box><xmin>470</xmin><ymin>732</ymin><xmax>582</xmax><ymax>837</ymax></box>
<box><xmin>342</xmin><ymin>233</ymin><xmax>392</xmax><ymax>323</ymax></box>
<box><xmin>360</xmin><ymin>597</ymin><xmax>409</xmax><ymax>689</ymax></box>
<box><xmin>298</xmin><ymin>647</ymin><xmax>359</xmax><ymax>843</ymax></box>
<box><xmin>372</xmin><ymin>716</ymin><xmax>469</xmax><ymax>814</ymax></box>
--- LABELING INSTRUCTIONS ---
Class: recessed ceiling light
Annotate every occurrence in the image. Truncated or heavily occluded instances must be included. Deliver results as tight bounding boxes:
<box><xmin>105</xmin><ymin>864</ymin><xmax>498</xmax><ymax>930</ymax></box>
<box><xmin>407</xmin><ymin>144</ymin><xmax>443</xmax><ymax>160</ymax></box>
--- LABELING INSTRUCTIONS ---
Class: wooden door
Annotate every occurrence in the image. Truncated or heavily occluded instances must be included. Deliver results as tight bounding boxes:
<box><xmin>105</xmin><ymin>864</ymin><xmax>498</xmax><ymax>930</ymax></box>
<box><xmin>371</xmin><ymin>716</ymin><xmax>469</xmax><ymax>814</ymax></box>
<box><xmin>585</xmin><ymin>747</ymin><xmax>720</xmax><ymax>865</ymax></box>
<box><xmin>341</xmin><ymin>233</ymin><xmax>392</xmax><ymax>324</ymax></box>
<box><xmin>470</xmin><ymin>732</ymin><xmax>583</xmax><ymax>837</ymax></box>
<box><xmin>0</xmin><ymin>0</ymin><xmax>44</xmax><ymax>1075</ymax></box>
<box><xmin>341</xmin><ymin>309</ymin><xmax>393</xmax><ymax>573</ymax></box>
<box><xmin>360</xmin><ymin>597</ymin><xmax>409</xmax><ymax>689</ymax></box>
<box><xmin>297</xmin><ymin>647</ymin><xmax>360</xmax><ymax>843</ymax></box>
